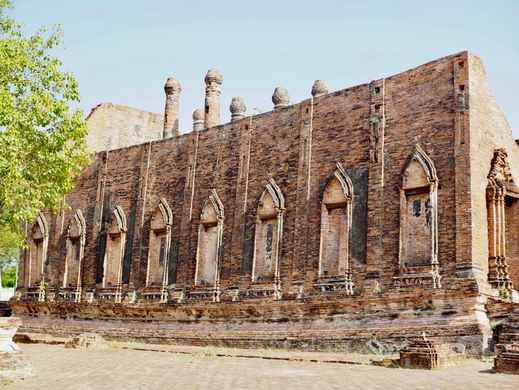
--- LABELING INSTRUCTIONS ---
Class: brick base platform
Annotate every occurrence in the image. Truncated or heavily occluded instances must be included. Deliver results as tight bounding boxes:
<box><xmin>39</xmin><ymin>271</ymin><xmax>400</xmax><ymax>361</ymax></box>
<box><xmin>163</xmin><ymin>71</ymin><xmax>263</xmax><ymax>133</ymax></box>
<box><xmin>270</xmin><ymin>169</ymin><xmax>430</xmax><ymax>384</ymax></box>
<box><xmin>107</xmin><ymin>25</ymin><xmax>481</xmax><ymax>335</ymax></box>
<box><xmin>11</xmin><ymin>289</ymin><xmax>492</xmax><ymax>356</ymax></box>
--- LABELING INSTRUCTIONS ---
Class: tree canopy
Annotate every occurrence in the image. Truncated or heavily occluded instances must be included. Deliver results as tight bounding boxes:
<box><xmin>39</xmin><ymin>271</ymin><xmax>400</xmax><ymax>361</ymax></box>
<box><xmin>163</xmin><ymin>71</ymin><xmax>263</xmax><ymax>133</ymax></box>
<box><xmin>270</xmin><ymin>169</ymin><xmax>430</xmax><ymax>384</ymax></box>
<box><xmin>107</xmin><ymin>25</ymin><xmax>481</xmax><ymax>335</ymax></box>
<box><xmin>0</xmin><ymin>0</ymin><xmax>89</xmax><ymax>257</ymax></box>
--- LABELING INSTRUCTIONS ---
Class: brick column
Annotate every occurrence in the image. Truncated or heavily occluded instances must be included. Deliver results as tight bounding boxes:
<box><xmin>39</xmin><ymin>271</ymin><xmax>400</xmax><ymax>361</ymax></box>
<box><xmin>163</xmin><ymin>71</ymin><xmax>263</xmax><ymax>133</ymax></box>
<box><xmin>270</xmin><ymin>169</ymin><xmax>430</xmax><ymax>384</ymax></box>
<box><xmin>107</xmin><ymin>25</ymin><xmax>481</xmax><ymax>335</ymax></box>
<box><xmin>163</xmin><ymin>76</ymin><xmax>181</xmax><ymax>138</ymax></box>
<box><xmin>90</xmin><ymin>152</ymin><xmax>109</xmax><ymax>288</ymax></box>
<box><xmin>129</xmin><ymin>142</ymin><xmax>153</xmax><ymax>289</ymax></box>
<box><xmin>453</xmin><ymin>56</ymin><xmax>479</xmax><ymax>281</ymax></box>
<box><xmin>176</xmin><ymin>131</ymin><xmax>199</xmax><ymax>288</ymax></box>
<box><xmin>204</xmin><ymin>69</ymin><xmax>223</xmax><ymax>129</ymax></box>
<box><xmin>229</xmin><ymin>117</ymin><xmax>252</xmax><ymax>289</ymax></box>
<box><xmin>292</xmin><ymin>99</ymin><xmax>313</xmax><ymax>290</ymax></box>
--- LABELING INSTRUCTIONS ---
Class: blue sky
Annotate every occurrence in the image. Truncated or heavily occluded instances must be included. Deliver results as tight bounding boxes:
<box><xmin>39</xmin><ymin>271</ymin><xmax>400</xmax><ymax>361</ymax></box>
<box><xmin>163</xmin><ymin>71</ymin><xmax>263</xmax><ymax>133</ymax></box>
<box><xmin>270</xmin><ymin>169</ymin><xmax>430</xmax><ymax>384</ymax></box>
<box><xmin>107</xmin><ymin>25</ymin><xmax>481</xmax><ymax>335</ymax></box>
<box><xmin>11</xmin><ymin>0</ymin><xmax>519</xmax><ymax>135</ymax></box>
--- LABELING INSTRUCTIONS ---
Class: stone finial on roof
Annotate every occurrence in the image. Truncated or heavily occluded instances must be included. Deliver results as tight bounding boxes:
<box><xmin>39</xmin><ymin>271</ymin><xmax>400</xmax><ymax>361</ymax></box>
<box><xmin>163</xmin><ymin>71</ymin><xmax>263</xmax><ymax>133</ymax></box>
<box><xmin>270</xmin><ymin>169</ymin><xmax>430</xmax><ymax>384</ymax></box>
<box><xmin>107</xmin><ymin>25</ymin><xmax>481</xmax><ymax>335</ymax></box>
<box><xmin>193</xmin><ymin>108</ymin><xmax>204</xmax><ymax>122</ymax></box>
<box><xmin>272</xmin><ymin>87</ymin><xmax>290</xmax><ymax>109</ymax></box>
<box><xmin>311</xmin><ymin>80</ymin><xmax>329</xmax><ymax>97</ymax></box>
<box><xmin>204</xmin><ymin>68</ymin><xmax>223</xmax><ymax>129</ymax></box>
<box><xmin>204</xmin><ymin>68</ymin><xmax>224</xmax><ymax>86</ymax></box>
<box><xmin>230</xmin><ymin>97</ymin><xmax>247</xmax><ymax>121</ymax></box>
<box><xmin>192</xmin><ymin>108</ymin><xmax>204</xmax><ymax>131</ymax></box>
<box><xmin>164</xmin><ymin>76</ymin><xmax>182</xmax><ymax>94</ymax></box>
<box><xmin>163</xmin><ymin>76</ymin><xmax>182</xmax><ymax>138</ymax></box>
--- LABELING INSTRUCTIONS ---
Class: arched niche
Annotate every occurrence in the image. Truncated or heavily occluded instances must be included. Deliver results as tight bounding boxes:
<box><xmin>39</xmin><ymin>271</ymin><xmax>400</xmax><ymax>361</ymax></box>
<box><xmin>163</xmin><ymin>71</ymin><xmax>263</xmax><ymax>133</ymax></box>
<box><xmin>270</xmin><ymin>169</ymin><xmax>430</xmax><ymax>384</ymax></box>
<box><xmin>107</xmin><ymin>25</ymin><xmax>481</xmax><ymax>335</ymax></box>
<box><xmin>146</xmin><ymin>198</ymin><xmax>173</xmax><ymax>287</ymax></box>
<box><xmin>103</xmin><ymin>205</ymin><xmax>127</xmax><ymax>288</ymax></box>
<box><xmin>398</xmin><ymin>145</ymin><xmax>440</xmax><ymax>287</ymax></box>
<box><xmin>486</xmin><ymin>148</ymin><xmax>519</xmax><ymax>290</ymax></box>
<box><xmin>252</xmin><ymin>179</ymin><xmax>285</xmax><ymax>282</ymax></box>
<box><xmin>63</xmin><ymin>209</ymin><xmax>86</xmax><ymax>288</ymax></box>
<box><xmin>195</xmin><ymin>190</ymin><xmax>224</xmax><ymax>287</ymax></box>
<box><xmin>318</xmin><ymin>163</ymin><xmax>354</xmax><ymax>291</ymax></box>
<box><xmin>26</xmin><ymin>212</ymin><xmax>49</xmax><ymax>287</ymax></box>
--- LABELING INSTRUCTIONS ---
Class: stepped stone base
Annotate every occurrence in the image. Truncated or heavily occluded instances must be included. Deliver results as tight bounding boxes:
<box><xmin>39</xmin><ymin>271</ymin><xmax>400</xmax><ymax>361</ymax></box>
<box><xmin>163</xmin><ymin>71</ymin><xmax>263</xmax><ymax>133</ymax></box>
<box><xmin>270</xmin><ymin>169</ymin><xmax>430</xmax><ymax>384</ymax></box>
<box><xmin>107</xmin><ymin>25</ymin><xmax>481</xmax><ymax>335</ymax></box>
<box><xmin>11</xmin><ymin>291</ymin><xmax>491</xmax><ymax>357</ymax></box>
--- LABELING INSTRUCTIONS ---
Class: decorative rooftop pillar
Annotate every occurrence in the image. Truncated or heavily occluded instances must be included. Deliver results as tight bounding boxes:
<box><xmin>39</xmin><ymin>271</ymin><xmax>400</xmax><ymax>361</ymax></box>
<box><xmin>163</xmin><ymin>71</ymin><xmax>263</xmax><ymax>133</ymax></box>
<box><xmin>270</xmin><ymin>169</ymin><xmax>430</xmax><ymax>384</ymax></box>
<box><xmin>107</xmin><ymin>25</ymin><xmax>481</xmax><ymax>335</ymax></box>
<box><xmin>204</xmin><ymin>68</ymin><xmax>223</xmax><ymax>129</ymax></box>
<box><xmin>311</xmin><ymin>80</ymin><xmax>329</xmax><ymax>97</ymax></box>
<box><xmin>230</xmin><ymin>97</ymin><xmax>246</xmax><ymax>121</ymax></box>
<box><xmin>192</xmin><ymin>109</ymin><xmax>204</xmax><ymax>132</ymax></box>
<box><xmin>272</xmin><ymin>87</ymin><xmax>290</xmax><ymax>109</ymax></box>
<box><xmin>163</xmin><ymin>76</ymin><xmax>182</xmax><ymax>138</ymax></box>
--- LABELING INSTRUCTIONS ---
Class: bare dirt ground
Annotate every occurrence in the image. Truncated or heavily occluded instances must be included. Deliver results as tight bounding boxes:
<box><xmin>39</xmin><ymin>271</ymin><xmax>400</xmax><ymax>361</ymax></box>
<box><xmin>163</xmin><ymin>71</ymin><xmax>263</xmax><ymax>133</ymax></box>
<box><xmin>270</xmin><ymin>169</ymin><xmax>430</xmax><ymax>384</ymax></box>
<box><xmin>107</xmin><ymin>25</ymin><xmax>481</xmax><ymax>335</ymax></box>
<box><xmin>3</xmin><ymin>343</ymin><xmax>519</xmax><ymax>390</ymax></box>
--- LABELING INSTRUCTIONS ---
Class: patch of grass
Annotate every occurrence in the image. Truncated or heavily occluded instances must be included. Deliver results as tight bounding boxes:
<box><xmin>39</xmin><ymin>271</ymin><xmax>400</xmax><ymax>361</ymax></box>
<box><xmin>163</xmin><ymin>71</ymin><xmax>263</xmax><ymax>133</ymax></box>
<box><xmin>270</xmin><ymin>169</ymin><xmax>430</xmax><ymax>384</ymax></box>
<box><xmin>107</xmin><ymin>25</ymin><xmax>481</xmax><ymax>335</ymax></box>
<box><xmin>371</xmin><ymin>358</ymin><xmax>400</xmax><ymax>368</ymax></box>
<box><xmin>0</xmin><ymin>378</ymin><xmax>15</xmax><ymax>386</ymax></box>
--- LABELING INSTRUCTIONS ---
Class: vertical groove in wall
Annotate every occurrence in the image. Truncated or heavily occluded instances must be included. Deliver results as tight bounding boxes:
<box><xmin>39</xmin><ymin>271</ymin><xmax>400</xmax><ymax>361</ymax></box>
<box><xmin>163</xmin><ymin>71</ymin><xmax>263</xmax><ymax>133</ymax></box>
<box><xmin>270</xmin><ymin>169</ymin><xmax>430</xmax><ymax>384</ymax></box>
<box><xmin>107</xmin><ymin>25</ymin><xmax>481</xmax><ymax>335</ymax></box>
<box><xmin>189</xmin><ymin>131</ymin><xmax>200</xmax><ymax>221</ymax></box>
<box><xmin>306</xmin><ymin>99</ymin><xmax>314</xmax><ymax>201</ymax></box>
<box><xmin>213</xmin><ymin>130</ymin><xmax>224</xmax><ymax>188</ymax></box>
<box><xmin>453</xmin><ymin>54</ymin><xmax>474</xmax><ymax>277</ymax></box>
<box><xmin>93</xmin><ymin>151</ymin><xmax>109</xmax><ymax>286</ymax></box>
<box><xmin>292</xmin><ymin>100</ymin><xmax>313</xmax><ymax>284</ymax></box>
<box><xmin>140</xmin><ymin>142</ymin><xmax>153</xmax><ymax>228</ymax></box>
<box><xmin>230</xmin><ymin>118</ymin><xmax>252</xmax><ymax>282</ymax></box>
<box><xmin>243</xmin><ymin>117</ymin><xmax>253</xmax><ymax>214</ymax></box>
<box><xmin>176</xmin><ymin>134</ymin><xmax>199</xmax><ymax>287</ymax></box>
<box><xmin>94</xmin><ymin>152</ymin><xmax>108</xmax><ymax>233</ymax></box>
<box><xmin>364</xmin><ymin>78</ymin><xmax>386</xmax><ymax>286</ymax></box>
<box><xmin>135</xmin><ymin>141</ymin><xmax>153</xmax><ymax>287</ymax></box>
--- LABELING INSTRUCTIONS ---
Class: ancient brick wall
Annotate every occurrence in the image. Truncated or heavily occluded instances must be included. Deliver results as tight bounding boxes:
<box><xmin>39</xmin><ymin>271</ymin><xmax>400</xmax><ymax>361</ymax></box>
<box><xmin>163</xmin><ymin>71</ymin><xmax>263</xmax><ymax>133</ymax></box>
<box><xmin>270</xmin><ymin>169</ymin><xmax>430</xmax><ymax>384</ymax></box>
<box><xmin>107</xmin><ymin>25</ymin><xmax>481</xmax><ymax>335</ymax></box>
<box><xmin>374</xmin><ymin>56</ymin><xmax>462</xmax><ymax>288</ymax></box>
<box><xmin>17</xmin><ymin>51</ymin><xmax>516</xmax><ymax>354</ymax></box>
<box><xmin>19</xmin><ymin>52</ymin><xmax>475</xmax><ymax>294</ymax></box>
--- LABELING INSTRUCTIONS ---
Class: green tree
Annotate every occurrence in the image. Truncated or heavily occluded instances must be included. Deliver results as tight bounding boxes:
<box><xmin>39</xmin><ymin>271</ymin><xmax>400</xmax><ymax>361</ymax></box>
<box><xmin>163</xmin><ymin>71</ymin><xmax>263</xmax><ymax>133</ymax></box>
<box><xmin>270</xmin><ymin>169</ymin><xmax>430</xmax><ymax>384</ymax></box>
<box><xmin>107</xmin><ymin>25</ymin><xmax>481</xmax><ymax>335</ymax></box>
<box><xmin>0</xmin><ymin>0</ymin><xmax>89</xmax><ymax>258</ymax></box>
<box><xmin>0</xmin><ymin>225</ymin><xmax>19</xmax><ymax>287</ymax></box>
<box><xmin>0</xmin><ymin>259</ymin><xmax>17</xmax><ymax>287</ymax></box>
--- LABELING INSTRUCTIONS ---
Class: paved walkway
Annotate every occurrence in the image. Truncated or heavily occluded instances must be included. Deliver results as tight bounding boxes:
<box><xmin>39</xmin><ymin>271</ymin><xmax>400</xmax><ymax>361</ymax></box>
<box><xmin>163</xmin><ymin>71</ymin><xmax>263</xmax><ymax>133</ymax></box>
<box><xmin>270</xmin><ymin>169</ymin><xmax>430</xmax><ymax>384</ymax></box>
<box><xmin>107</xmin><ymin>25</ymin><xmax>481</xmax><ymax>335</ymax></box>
<box><xmin>4</xmin><ymin>344</ymin><xmax>519</xmax><ymax>390</ymax></box>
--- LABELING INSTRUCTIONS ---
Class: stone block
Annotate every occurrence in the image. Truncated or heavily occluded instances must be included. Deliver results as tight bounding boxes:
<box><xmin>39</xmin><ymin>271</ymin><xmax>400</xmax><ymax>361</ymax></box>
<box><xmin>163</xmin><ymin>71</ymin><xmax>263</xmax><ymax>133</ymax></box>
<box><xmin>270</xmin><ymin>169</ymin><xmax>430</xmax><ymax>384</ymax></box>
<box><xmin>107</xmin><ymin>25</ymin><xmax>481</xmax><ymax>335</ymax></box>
<box><xmin>399</xmin><ymin>339</ymin><xmax>466</xmax><ymax>369</ymax></box>
<box><xmin>0</xmin><ymin>317</ymin><xmax>31</xmax><ymax>381</ymax></box>
<box><xmin>0</xmin><ymin>317</ymin><xmax>21</xmax><ymax>353</ymax></box>
<box><xmin>64</xmin><ymin>333</ymin><xmax>109</xmax><ymax>350</ymax></box>
<box><xmin>494</xmin><ymin>344</ymin><xmax>519</xmax><ymax>375</ymax></box>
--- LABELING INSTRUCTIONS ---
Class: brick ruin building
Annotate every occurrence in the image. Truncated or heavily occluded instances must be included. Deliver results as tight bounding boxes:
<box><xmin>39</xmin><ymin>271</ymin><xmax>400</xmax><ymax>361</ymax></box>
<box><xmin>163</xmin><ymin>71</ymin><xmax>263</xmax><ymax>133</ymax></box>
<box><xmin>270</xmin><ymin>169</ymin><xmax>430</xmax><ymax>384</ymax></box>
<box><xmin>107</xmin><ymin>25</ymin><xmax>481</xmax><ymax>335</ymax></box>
<box><xmin>11</xmin><ymin>51</ymin><xmax>519</xmax><ymax>357</ymax></box>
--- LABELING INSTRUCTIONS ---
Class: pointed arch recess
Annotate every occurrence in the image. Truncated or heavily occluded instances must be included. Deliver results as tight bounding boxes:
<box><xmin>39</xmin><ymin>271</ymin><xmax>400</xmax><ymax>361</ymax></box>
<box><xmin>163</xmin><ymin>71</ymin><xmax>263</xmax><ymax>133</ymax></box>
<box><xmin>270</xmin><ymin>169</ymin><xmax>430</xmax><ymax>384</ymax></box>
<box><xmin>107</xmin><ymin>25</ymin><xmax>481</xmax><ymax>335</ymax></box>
<box><xmin>398</xmin><ymin>145</ymin><xmax>440</xmax><ymax>288</ymax></box>
<box><xmin>195</xmin><ymin>190</ymin><xmax>224</xmax><ymax>300</ymax></box>
<box><xmin>103</xmin><ymin>205</ymin><xmax>127</xmax><ymax>290</ymax></box>
<box><xmin>252</xmin><ymin>179</ymin><xmax>285</xmax><ymax>284</ymax></box>
<box><xmin>146</xmin><ymin>198</ymin><xmax>173</xmax><ymax>290</ymax></box>
<box><xmin>63</xmin><ymin>209</ymin><xmax>86</xmax><ymax>291</ymax></box>
<box><xmin>26</xmin><ymin>212</ymin><xmax>49</xmax><ymax>287</ymax></box>
<box><xmin>318</xmin><ymin>163</ymin><xmax>354</xmax><ymax>294</ymax></box>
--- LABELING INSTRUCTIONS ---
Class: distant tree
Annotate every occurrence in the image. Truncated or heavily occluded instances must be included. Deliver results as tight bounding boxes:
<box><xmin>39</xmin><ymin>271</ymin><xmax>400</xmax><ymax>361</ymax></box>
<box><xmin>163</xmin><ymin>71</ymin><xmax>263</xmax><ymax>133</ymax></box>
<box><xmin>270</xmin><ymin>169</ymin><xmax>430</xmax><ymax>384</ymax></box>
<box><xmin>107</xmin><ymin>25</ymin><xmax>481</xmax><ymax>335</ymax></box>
<box><xmin>2</xmin><ymin>265</ymin><xmax>17</xmax><ymax>287</ymax></box>
<box><xmin>0</xmin><ymin>0</ymin><xmax>89</xmax><ymax>257</ymax></box>
<box><xmin>0</xmin><ymin>225</ymin><xmax>19</xmax><ymax>287</ymax></box>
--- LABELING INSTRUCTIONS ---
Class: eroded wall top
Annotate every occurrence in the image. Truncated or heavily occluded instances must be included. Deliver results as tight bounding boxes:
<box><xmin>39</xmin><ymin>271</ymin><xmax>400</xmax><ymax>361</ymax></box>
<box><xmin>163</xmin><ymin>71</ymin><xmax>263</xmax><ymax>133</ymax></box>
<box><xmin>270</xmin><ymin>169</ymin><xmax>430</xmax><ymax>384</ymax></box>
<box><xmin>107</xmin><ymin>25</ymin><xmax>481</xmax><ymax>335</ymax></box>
<box><xmin>86</xmin><ymin>103</ymin><xmax>164</xmax><ymax>152</ymax></box>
